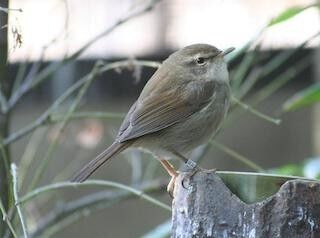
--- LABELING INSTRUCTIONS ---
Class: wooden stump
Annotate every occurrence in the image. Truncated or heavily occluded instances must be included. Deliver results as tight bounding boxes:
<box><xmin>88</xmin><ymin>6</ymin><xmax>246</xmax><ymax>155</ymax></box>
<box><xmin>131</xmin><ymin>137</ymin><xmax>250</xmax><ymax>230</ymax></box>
<box><xmin>172</xmin><ymin>170</ymin><xmax>320</xmax><ymax>238</ymax></box>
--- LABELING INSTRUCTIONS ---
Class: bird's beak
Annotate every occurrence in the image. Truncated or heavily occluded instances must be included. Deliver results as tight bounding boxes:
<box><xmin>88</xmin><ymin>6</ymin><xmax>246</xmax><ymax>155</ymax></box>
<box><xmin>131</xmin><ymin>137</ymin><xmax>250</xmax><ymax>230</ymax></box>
<box><xmin>221</xmin><ymin>47</ymin><xmax>235</xmax><ymax>56</ymax></box>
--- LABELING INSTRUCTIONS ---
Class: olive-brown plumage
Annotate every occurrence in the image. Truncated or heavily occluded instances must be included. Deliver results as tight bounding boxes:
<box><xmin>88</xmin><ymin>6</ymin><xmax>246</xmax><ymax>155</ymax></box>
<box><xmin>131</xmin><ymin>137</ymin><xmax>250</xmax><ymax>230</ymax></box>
<box><xmin>71</xmin><ymin>44</ymin><xmax>234</xmax><ymax>183</ymax></box>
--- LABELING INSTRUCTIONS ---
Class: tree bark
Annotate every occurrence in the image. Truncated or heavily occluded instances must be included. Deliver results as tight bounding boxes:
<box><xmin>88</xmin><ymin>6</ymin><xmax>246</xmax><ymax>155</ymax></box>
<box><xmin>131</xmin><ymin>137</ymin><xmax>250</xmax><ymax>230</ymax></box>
<box><xmin>172</xmin><ymin>170</ymin><xmax>320</xmax><ymax>238</ymax></box>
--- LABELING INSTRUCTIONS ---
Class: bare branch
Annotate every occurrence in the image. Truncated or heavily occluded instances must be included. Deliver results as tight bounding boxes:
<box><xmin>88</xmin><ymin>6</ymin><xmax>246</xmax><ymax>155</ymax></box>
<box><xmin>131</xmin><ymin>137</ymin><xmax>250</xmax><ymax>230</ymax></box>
<box><xmin>50</xmin><ymin>111</ymin><xmax>125</xmax><ymax>122</ymax></box>
<box><xmin>29</xmin><ymin>179</ymin><xmax>167</xmax><ymax>237</ymax></box>
<box><xmin>28</xmin><ymin>62</ymin><xmax>102</xmax><ymax>191</ymax></box>
<box><xmin>18</xmin><ymin>180</ymin><xmax>170</xmax><ymax>211</ymax></box>
<box><xmin>2</xmin><ymin>60</ymin><xmax>160</xmax><ymax>146</ymax></box>
<box><xmin>7</xmin><ymin>0</ymin><xmax>162</xmax><ymax>110</ymax></box>
<box><xmin>0</xmin><ymin>90</ymin><xmax>8</xmax><ymax>112</ymax></box>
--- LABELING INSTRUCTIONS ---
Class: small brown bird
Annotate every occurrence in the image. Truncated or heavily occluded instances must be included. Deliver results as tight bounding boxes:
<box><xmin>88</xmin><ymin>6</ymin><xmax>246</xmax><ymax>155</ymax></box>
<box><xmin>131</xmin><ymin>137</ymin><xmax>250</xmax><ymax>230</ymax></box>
<box><xmin>71</xmin><ymin>44</ymin><xmax>234</xmax><ymax>191</ymax></box>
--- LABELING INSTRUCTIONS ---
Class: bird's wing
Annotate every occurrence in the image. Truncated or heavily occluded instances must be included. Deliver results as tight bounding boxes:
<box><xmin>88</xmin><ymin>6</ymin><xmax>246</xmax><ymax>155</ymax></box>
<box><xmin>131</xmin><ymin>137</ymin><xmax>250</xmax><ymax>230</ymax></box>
<box><xmin>116</xmin><ymin>80</ymin><xmax>216</xmax><ymax>142</ymax></box>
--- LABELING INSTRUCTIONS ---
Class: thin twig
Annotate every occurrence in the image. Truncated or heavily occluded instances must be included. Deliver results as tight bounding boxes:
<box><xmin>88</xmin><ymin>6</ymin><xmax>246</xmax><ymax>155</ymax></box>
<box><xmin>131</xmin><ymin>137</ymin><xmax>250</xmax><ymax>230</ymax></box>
<box><xmin>232</xmin><ymin>96</ymin><xmax>281</xmax><ymax>125</ymax></box>
<box><xmin>236</xmin><ymin>31</ymin><xmax>320</xmax><ymax>101</ymax></box>
<box><xmin>236</xmin><ymin>68</ymin><xmax>262</xmax><ymax>99</ymax></box>
<box><xmin>1</xmin><ymin>60</ymin><xmax>160</xmax><ymax>146</ymax></box>
<box><xmin>231</xmin><ymin>47</ymin><xmax>259</xmax><ymax>91</ymax></box>
<box><xmin>209</xmin><ymin>140</ymin><xmax>264</xmax><ymax>172</ymax></box>
<box><xmin>18</xmin><ymin>128</ymin><xmax>47</xmax><ymax>190</ymax></box>
<box><xmin>0</xmin><ymin>143</ymin><xmax>13</xmax><ymax>213</ymax></box>
<box><xmin>0</xmin><ymin>198</ymin><xmax>18</xmax><ymax>238</ymax></box>
<box><xmin>0</xmin><ymin>89</ymin><xmax>8</xmax><ymax>113</ymax></box>
<box><xmin>12</xmin><ymin>62</ymin><xmax>28</xmax><ymax>95</ymax></box>
<box><xmin>7</xmin><ymin>0</ymin><xmax>162</xmax><ymax>111</ymax></box>
<box><xmin>9</xmin><ymin>11</ymin><xmax>70</xmax><ymax>111</ymax></box>
<box><xmin>0</xmin><ymin>6</ymin><xmax>22</xmax><ymax>13</ymax></box>
<box><xmin>11</xmin><ymin>163</ymin><xmax>28</xmax><ymax>238</ymax></box>
<box><xmin>8</xmin><ymin>55</ymin><xmax>45</xmax><ymax>112</ymax></box>
<box><xmin>28</xmin><ymin>62</ymin><xmax>102</xmax><ymax>191</ymax></box>
<box><xmin>18</xmin><ymin>180</ymin><xmax>171</xmax><ymax>212</ymax></box>
<box><xmin>3</xmin><ymin>67</ymin><xmax>99</xmax><ymax>146</ymax></box>
<box><xmin>29</xmin><ymin>179</ymin><xmax>167</xmax><ymax>238</ymax></box>
<box><xmin>50</xmin><ymin>111</ymin><xmax>125</xmax><ymax>122</ymax></box>
<box><xmin>0</xmin><ymin>144</ymin><xmax>10</xmax><ymax>183</ymax></box>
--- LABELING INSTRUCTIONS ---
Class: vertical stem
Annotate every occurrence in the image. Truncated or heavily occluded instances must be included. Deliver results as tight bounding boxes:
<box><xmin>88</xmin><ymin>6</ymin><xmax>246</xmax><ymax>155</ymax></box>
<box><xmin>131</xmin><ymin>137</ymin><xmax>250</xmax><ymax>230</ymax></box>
<box><xmin>0</xmin><ymin>0</ymin><xmax>12</xmax><ymax>236</ymax></box>
<box><xmin>11</xmin><ymin>164</ymin><xmax>28</xmax><ymax>237</ymax></box>
<box><xmin>313</xmin><ymin>2</ymin><xmax>320</xmax><ymax>155</ymax></box>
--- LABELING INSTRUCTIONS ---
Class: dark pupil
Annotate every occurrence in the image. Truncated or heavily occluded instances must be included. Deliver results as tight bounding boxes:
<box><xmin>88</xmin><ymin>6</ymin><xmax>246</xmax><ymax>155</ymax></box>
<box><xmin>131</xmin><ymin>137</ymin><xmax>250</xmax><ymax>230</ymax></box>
<box><xmin>197</xmin><ymin>57</ymin><xmax>205</xmax><ymax>64</ymax></box>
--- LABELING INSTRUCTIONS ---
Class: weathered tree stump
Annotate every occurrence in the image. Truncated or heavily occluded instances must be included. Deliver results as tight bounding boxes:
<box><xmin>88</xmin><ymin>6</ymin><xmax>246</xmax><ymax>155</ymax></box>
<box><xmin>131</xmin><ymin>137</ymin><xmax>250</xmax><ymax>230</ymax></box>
<box><xmin>172</xmin><ymin>170</ymin><xmax>320</xmax><ymax>238</ymax></box>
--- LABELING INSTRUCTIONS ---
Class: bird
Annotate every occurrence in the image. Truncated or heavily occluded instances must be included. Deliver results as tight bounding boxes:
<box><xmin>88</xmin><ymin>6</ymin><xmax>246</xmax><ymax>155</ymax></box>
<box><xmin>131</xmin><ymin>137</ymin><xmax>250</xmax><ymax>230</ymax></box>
<box><xmin>71</xmin><ymin>43</ymin><xmax>234</xmax><ymax>194</ymax></box>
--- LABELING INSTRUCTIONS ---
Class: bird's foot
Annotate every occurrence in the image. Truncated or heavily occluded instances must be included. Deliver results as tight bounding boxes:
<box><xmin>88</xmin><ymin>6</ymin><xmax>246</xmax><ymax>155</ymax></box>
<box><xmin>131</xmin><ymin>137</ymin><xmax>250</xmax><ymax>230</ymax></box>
<box><xmin>181</xmin><ymin>161</ymin><xmax>210</xmax><ymax>190</ymax></box>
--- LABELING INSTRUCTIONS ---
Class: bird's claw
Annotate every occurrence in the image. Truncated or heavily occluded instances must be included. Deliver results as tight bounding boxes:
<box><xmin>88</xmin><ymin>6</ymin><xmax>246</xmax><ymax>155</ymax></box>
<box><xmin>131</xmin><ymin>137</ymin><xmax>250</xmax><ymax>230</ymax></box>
<box><xmin>167</xmin><ymin>171</ymin><xmax>179</xmax><ymax>198</ymax></box>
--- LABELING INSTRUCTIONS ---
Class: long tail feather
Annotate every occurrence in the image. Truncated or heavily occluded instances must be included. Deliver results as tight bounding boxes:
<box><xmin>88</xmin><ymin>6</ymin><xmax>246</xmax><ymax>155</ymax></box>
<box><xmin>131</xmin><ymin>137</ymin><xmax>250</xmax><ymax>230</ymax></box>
<box><xmin>71</xmin><ymin>142</ymin><xmax>131</xmax><ymax>183</ymax></box>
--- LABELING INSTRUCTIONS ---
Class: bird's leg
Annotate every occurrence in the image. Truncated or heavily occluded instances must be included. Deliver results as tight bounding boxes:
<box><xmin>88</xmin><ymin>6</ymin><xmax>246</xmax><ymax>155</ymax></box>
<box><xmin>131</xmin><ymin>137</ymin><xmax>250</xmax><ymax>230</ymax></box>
<box><xmin>169</xmin><ymin>150</ymin><xmax>205</xmax><ymax>190</ymax></box>
<box><xmin>169</xmin><ymin>150</ymin><xmax>200</xmax><ymax>172</ymax></box>
<box><xmin>159</xmin><ymin>160</ymin><xmax>178</xmax><ymax>197</ymax></box>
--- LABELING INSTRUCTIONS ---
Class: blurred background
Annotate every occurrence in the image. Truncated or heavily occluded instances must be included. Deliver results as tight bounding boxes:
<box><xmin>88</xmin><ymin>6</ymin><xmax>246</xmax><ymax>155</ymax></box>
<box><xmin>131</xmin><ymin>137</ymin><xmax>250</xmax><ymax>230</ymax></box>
<box><xmin>1</xmin><ymin>0</ymin><xmax>320</xmax><ymax>237</ymax></box>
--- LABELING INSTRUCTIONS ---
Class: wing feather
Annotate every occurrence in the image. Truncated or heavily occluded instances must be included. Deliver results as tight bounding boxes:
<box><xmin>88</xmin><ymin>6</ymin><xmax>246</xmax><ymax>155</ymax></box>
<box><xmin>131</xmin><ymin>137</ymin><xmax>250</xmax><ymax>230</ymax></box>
<box><xmin>116</xmin><ymin>80</ymin><xmax>215</xmax><ymax>142</ymax></box>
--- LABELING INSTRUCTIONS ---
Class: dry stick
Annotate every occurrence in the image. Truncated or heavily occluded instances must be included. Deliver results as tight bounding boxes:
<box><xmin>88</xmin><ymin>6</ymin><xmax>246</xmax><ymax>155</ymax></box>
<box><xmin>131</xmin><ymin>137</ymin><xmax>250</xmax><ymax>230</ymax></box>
<box><xmin>2</xmin><ymin>60</ymin><xmax>160</xmax><ymax>146</ymax></box>
<box><xmin>11</xmin><ymin>164</ymin><xmax>28</xmax><ymax>238</ymax></box>
<box><xmin>29</xmin><ymin>180</ymin><xmax>167</xmax><ymax>238</ymax></box>
<box><xmin>7</xmin><ymin>0</ymin><xmax>162</xmax><ymax>111</ymax></box>
<box><xmin>0</xmin><ymin>198</ymin><xmax>18</xmax><ymax>238</ymax></box>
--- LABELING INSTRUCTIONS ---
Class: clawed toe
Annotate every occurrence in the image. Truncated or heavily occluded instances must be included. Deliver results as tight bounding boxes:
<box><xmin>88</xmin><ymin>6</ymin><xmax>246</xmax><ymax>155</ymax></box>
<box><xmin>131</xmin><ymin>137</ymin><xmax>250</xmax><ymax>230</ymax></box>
<box><xmin>167</xmin><ymin>172</ymin><xmax>179</xmax><ymax>198</ymax></box>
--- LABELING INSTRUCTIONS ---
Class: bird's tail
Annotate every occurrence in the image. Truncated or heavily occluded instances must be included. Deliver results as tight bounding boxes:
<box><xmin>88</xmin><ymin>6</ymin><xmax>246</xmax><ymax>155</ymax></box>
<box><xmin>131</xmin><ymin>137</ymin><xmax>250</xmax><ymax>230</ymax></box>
<box><xmin>71</xmin><ymin>142</ymin><xmax>131</xmax><ymax>183</ymax></box>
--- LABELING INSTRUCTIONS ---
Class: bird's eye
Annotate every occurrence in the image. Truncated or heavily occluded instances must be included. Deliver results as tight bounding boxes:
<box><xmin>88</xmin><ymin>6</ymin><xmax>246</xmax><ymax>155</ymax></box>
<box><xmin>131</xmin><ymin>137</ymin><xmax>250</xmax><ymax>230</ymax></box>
<box><xmin>196</xmin><ymin>57</ymin><xmax>206</xmax><ymax>65</ymax></box>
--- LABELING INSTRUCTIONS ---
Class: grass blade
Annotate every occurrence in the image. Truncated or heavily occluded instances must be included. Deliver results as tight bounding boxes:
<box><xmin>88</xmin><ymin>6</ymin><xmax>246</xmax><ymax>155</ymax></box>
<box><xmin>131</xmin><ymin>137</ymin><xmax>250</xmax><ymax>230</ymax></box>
<box><xmin>283</xmin><ymin>83</ymin><xmax>320</xmax><ymax>112</ymax></box>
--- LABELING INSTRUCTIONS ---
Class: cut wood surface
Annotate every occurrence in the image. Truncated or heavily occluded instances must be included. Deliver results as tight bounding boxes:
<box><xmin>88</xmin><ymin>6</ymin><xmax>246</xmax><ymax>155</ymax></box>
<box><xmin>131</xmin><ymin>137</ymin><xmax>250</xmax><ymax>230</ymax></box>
<box><xmin>172</xmin><ymin>170</ymin><xmax>320</xmax><ymax>238</ymax></box>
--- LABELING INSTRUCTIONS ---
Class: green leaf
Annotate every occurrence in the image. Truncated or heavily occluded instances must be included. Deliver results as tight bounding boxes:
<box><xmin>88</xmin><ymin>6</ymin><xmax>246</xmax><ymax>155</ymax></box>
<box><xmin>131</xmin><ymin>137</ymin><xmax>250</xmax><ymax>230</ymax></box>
<box><xmin>283</xmin><ymin>83</ymin><xmax>320</xmax><ymax>111</ymax></box>
<box><xmin>268</xmin><ymin>5</ymin><xmax>314</xmax><ymax>27</ymax></box>
<box><xmin>271</xmin><ymin>158</ymin><xmax>320</xmax><ymax>179</ymax></box>
<box><xmin>217</xmin><ymin>171</ymin><xmax>310</xmax><ymax>203</ymax></box>
<box><xmin>270</xmin><ymin>164</ymin><xmax>304</xmax><ymax>177</ymax></box>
